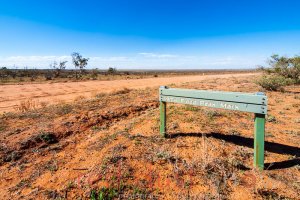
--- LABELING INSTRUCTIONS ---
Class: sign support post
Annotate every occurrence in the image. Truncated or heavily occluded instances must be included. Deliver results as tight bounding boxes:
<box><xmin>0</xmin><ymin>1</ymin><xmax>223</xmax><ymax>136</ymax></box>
<box><xmin>254</xmin><ymin>113</ymin><xmax>266</xmax><ymax>170</ymax></box>
<box><xmin>160</xmin><ymin>101</ymin><xmax>166</xmax><ymax>137</ymax></box>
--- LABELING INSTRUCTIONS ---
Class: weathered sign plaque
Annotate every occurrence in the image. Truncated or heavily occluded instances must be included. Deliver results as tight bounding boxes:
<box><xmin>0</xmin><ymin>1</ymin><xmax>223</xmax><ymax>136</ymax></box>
<box><xmin>159</xmin><ymin>86</ymin><xmax>268</xmax><ymax>170</ymax></box>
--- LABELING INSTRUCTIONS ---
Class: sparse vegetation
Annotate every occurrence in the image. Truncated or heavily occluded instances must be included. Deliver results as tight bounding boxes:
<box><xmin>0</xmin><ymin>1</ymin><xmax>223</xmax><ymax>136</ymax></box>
<box><xmin>90</xmin><ymin>187</ymin><xmax>118</xmax><ymax>200</ymax></box>
<box><xmin>0</xmin><ymin>68</ymin><xmax>253</xmax><ymax>84</ymax></box>
<box><xmin>54</xmin><ymin>103</ymin><xmax>74</xmax><ymax>115</ymax></box>
<box><xmin>205</xmin><ymin>109</ymin><xmax>223</xmax><ymax>119</ymax></box>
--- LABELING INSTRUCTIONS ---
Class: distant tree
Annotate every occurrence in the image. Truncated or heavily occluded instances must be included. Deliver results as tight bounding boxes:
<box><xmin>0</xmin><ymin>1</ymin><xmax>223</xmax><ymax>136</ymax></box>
<box><xmin>59</xmin><ymin>61</ymin><xmax>68</xmax><ymax>70</ymax></box>
<box><xmin>71</xmin><ymin>52</ymin><xmax>89</xmax><ymax>78</ymax></box>
<box><xmin>50</xmin><ymin>61</ymin><xmax>58</xmax><ymax>70</ymax></box>
<box><xmin>107</xmin><ymin>67</ymin><xmax>117</xmax><ymax>75</ymax></box>
<box><xmin>50</xmin><ymin>61</ymin><xmax>68</xmax><ymax>78</ymax></box>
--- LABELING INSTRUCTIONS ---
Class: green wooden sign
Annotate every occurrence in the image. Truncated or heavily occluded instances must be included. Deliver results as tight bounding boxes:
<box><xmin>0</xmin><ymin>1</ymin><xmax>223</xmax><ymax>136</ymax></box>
<box><xmin>159</xmin><ymin>86</ymin><xmax>268</xmax><ymax>170</ymax></box>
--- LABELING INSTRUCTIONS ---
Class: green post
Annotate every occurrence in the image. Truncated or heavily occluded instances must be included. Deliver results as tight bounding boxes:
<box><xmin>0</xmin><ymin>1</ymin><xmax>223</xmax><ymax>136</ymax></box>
<box><xmin>160</xmin><ymin>101</ymin><xmax>166</xmax><ymax>137</ymax></box>
<box><xmin>254</xmin><ymin>113</ymin><xmax>265</xmax><ymax>170</ymax></box>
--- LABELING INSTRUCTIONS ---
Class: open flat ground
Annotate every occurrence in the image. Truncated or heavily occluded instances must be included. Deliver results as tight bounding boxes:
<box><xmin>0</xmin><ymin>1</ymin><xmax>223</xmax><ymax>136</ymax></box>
<box><xmin>0</xmin><ymin>73</ymin><xmax>254</xmax><ymax>113</ymax></box>
<box><xmin>0</xmin><ymin>73</ymin><xmax>299</xmax><ymax>199</ymax></box>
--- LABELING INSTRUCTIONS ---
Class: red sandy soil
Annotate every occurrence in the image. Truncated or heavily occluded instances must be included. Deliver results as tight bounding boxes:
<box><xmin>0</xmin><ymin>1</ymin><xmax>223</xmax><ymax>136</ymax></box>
<box><xmin>0</xmin><ymin>74</ymin><xmax>299</xmax><ymax>199</ymax></box>
<box><xmin>0</xmin><ymin>73</ymin><xmax>256</xmax><ymax>113</ymax></box>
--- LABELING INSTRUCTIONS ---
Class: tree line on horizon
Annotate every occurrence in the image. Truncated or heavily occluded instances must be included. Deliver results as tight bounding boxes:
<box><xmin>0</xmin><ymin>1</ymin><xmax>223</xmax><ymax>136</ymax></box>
<box><xmin>0</xmin><ymin>52</ymin><xmax>119</xmax><ymax>81</ymax></box>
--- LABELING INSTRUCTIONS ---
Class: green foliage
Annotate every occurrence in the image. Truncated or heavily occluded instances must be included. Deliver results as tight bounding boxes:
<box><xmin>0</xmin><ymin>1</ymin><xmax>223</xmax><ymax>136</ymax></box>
<box><xmin>256</xmin><ymin>75</ymin><xmax>294</xmax><ymax>91</ymax></box>
<box><xmin>257</xmin><ymin>54</ymin><xmax>300</xmax><ymax>91</ymax></box>
<box><xmin>268</xmin><ymin>54</ymin><xmax>300</xmax><ymax>82</ymax></box>
<box><xmin>39</xmin><ymin>132</ymin><xmax>58</xmax><ymax>144</ymax></box>
<box><xmin>90</xmin><ymin>187</ymin><xmax>118</xmax><ymax>200</ymax></box>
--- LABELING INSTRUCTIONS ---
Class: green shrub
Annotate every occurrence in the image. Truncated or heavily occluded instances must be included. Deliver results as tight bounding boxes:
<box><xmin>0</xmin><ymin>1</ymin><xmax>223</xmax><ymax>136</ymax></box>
<box><xmin>256</xmin><ymin>54</ymin><xmax>300</xmax><ymax>91</ymax></box>
<box><xmin>256</xmin><ymin>75</ymin><xmax>294</xmax><ymax>91</ymax></box>
<box><xmin>268</xmin><ymin>54</ymin><xmax>300</xmax><ymax>82</ymax></box>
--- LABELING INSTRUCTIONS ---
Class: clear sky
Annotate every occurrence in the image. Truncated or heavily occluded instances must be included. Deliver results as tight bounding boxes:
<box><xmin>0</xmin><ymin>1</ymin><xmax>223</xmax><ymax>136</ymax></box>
<box><xmin>0</xmin><ymin>0</ymin><xmax>300</xmax><ymax>69</ymax></box>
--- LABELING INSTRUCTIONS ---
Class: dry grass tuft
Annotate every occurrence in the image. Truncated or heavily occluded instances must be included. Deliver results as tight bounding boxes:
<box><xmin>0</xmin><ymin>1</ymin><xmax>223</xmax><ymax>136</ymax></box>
<box><xmin>111</xmin><ymin>87</ymin><xmax>131</xmax><ymax>95</ymax></box>
<box><xmin>14</xmin><ymin>99</ymin><xmax>38</xmax><ymax>112</ymax></box>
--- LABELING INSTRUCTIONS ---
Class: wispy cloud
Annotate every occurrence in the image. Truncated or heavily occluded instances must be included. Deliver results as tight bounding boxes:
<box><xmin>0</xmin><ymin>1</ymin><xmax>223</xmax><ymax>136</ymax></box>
<box><xmin>0</xmin><ymin>54</ymin><xmax>260</xmax><ymax>69</ymax></box>
<box><xmin>138</xmin><ymin>52</ymin><xmax>178</xmax><ymax>58</ymax></box>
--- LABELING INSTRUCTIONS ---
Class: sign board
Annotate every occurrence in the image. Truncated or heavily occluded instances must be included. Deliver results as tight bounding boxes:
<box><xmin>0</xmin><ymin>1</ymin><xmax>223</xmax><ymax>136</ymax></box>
<box><xmin>159</xmin><ymin>86</ymin><xmax>268</xmax><ymax>170</ymax></box>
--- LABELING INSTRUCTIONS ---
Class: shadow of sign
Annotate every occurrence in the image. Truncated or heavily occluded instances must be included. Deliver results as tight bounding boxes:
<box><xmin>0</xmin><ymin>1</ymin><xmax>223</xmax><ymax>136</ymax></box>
<box><xmin>166</xmin><ymin>132</ymin><xmax>300</xmax><ymax>170</ymax></box>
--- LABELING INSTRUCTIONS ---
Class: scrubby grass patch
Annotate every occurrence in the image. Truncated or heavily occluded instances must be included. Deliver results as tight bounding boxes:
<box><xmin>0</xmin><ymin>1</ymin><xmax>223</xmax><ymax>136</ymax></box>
<box><xmin>54</xmin><ymin>103</ymin><xmax>74</xmax><ymax>115</ymax></box>
<box><xmin>111</xmin><ymin>87</ymin><xmax>131</xmax><ymax>95</ymax></box>
<box><xmin>90</xmin><ymin>187</ymin><xmax>118</xmax><ymax>200</ymax></box>
<box><xmin>184</xmin><ymin>105</ymin><xmax>200</xmax><ymax>112</ymax></box>
<box><xmin>204</xmin><ymin>109</ymin><xmax>223</xmax><ymax>119</ymax></box>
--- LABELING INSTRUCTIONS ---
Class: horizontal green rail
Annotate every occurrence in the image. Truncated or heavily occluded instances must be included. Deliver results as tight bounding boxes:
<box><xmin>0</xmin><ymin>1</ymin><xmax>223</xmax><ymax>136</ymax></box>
<box><xmin>160</xmin><ymin>95</ymin><xmax>267</xmax><ymax>114</ymax></box>
<box><xmin>159</xmin><ymin>87</ymin><xmax>267</xmax><ymax>114</ymax></box>
<box><xmin>160</xmin><ymin>88</ymin><xmax>267</xmax><ymax>105</ymax></box>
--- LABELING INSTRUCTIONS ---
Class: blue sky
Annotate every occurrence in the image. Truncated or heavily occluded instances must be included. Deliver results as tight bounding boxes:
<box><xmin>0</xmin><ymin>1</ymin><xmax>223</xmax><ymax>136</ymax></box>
<box><xmin>0</xmin><ymin>0</ymin><xmax>300</xmax><ymax>69</ymax></box>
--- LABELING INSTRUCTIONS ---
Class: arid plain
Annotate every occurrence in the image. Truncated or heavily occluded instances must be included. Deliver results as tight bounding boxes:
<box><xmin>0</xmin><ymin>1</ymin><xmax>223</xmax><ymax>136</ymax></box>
<box><xmin>0</xmin><ymin>73</ymin><xmax>299</xmax><ymax>199</ymax></box>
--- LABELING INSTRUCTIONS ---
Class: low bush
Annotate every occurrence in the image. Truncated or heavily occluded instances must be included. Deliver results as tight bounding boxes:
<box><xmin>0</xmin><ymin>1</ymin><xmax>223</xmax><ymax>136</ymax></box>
<box><xmin>256</xmin><ymin>75</ymin><xmax>294</xmax><ymax>91</ymax></box>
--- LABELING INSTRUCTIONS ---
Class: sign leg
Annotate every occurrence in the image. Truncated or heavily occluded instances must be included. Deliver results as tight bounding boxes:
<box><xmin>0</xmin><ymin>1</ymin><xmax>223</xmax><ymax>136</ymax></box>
<box><xmin>160</xmin><ymin>101</ymin><xmax>166</xmax><ymax>137</ymax></box>
<box><xmin>254</xmin><ymin>113</ymin><xmax>265</xmax><ymax>170</ymax></box>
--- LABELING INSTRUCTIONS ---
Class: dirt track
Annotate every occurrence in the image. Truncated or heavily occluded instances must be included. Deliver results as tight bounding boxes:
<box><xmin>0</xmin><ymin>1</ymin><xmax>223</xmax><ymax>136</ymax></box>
<box><xmin>0</xmin><ymin>73</ymin><xmax>257</xmax><ymax>113</ymax></box>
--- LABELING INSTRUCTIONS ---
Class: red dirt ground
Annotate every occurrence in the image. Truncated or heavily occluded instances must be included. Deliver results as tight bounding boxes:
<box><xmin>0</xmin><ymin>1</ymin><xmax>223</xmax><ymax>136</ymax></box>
<box><xmin>0</xmin><ymin>74</ymin><xmax>299</xmax><ymax>199</ymax></box>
